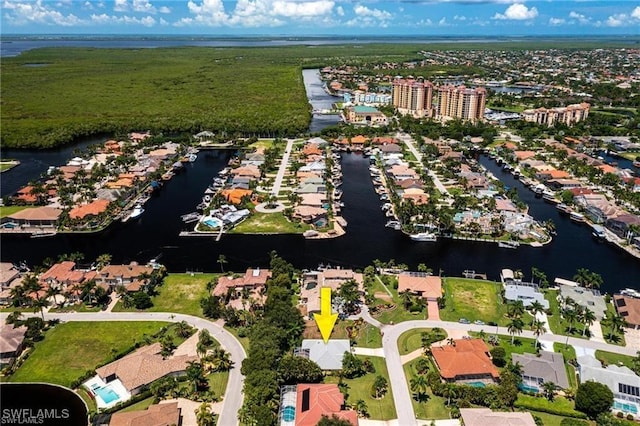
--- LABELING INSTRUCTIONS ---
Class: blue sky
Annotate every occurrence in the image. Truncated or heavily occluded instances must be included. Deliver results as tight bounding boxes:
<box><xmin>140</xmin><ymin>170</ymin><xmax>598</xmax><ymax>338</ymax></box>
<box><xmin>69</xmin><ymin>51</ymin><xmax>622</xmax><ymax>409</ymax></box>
<box><xmin>1</xmin><ymin>0</ymin><xmax>640</xmax><ymax>35</ymax></box>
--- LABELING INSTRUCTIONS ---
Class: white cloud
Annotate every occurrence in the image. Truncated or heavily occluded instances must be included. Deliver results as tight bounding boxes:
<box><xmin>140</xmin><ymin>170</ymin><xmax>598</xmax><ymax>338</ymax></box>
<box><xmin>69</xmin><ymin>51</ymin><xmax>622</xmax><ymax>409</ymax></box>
<box><xmin>227</xmin><ymin>0</ymin><xmax>282</xmax><ymax>27</ymax></box>
<box><xmin>606</xmin><ymin>14</ymin><xmax>626</xmax><ymax>27</ymax></box>
<box><xmin>453</xmin><ymin>15</ymin><xmax>466</xmax><ymax>21</ymax></box>
<box><xmin>493</xmin><ymin>3</ymin><xmax>538</xmax><ymax>20</ymax></box>
<box><xmin>632</xmin><ymin>6</ymin><xmax>640</xmax><ymax>20</ymax></box>
<box><xmin>438</xmin><ymin>17</ymin><xmax>450</xmax><ymax>26</ymax></box>
<box><xmin>353</xmin><ymin>4</ymin><xmax>392</xmax><ymax>20</ymax></box>
<box><xmin>568</xmin><ymin>11</ymin><xmax>590</xmax><ymax>24</ymax></box>
<box><xmin>114</xmin><ymin>0</ymin><xmax>127</xmax><ymax>12</ymax></box>
<box><xmin>91</xmin><ymin>12</ymin><xmax>156</xmax><ymax>26</ymax></box>
<box><xmin>336</xmin><ymin>5</ymin><xmax>344</xmax><ymax>16</ymax></box>
<box><xmin>3</xmin><ymin>0</ymin><xmax>85</xmax><ymax>26</ymax></box>
<box><xmin>272</xmin><ymin>0</ymin><xmax>334</xmax><ymax>18</ymax></box>
<box><xmin>132</xmin><ymin>0</ymin><xmax>156</xmax><ymax>13</ymax></box>
<box><xmin>180</xmin><ymin>0</ymin><xmax>229</xmax><ymax>26</ymax></box>
<box><xmin>158</xmin><ymin>6</ymin><xmax>171</xmax><ymax>13</ymax></box>
<box><xmin>548</xmin><ymin>17</ymin><xmax>565</xmax><ymax>26</ymax></box>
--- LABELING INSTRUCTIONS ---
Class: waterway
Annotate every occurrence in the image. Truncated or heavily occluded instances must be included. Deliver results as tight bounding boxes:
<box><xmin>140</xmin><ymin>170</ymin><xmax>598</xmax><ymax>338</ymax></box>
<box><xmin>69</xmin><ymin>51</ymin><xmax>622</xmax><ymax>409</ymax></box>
<box><xmin>303</xmin><ymin>68</ymin><xmax>342</xmax><ymax>133</ymax></box>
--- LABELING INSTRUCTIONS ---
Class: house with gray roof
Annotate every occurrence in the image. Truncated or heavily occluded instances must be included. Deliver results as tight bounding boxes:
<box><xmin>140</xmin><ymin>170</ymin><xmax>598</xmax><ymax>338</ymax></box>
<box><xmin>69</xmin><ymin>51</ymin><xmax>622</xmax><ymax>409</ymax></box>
<box><xmin>558</xmin><ymin>284</ymin><xmax>607</xmax><ymax>319</ymax></box>
<box><xmin>512</xmin><ymin>351</ymin><xmax>570</xmax><ymax>392</ymax></box>
<box><xmin>298</xmin><ymin>339</ymin><xmax>351</xmax><ymax>370</ymax></box>
<box><xmin>501</xmin><ymin>269</ymin><xmax>549</xmax><ymax>309</ymax></box>
<box><xmin>578</xmin><ymin>354</ymin><xmax>640</xmax><ymax>418</ymax></box>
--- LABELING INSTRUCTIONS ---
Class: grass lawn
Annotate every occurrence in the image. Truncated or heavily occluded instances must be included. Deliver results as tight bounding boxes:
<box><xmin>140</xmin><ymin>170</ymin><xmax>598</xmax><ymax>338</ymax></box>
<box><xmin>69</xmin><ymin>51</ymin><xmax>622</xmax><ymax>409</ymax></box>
<box><xmin>8</xmin><ymin>322</ymin><xmax>168</xmax><ymax>387</ymax></box>
<box><xmin>224</xmin><ymin>326</ymin><xmax>249</xmax><ymax>353</ymax></box>
<box><xmin>471</xmin><ymin>333</ymin><xmax>538</xmax><ymax>363</ymax></box>
<box><xmin>49</xmin><ymin>303</ymin><xmax>102</xmax><ymax>313</ymax></box>
<box><xmin>228</xmin><ymin>212</ymin><xmax>311</xmax><ymax>234</ymax></box>
<box><xmin>553</xmin><ymin>343</ymin><xmax>578</xmax><ymax>388</ymax></box>
<box><xmin>515</xmin><ymin>394</ymin><xmax>584</xmax><ymax>419</ymax></box>
<box><xmin>440</xmin><ymin>278</ymin><xmax>531</xmax><ymax>326</ymax></box>
<box><xmin>543</xmin><ymin>290</ymin><xmax>588</xmax><ymax>339</ymax></box>
<box><xmin>113</xmin><ymin>273</ymin><xmax>215</xmax><ymax>316</ymax></box>
<box><xmin>207</xmin><ymin>371</ymin><xmax>230</xmax><ymax>400</ymax></box>
<box><xmin>305</xmin><ymin>319</ymin><xmax>382</xmax><ymax>349</ymax></box>
<box><xmin>370</xmin><ymin>275</ymin><xmax>426</xmax><ymax>325</ymax></box>
<box><xmin>398</xmin><ymin>328</ymin><xmax>447</xmax><ymax>356</ymax></box>
<box><xmin>76</xmin><ymin>387</ymin><xmax>97</xmax><ymax>413</ymax></box>
<box><xmin>403</xmin><ymin>357</ymin><xmax>450</xmax><ymax>420</ymax></box>
<box><xmin>527</xmin><ymin>410</ymin><xmax>593</xmax><ymax>426</ymax></box>
<box><xmin>602</xmin><ymin>303</ymin><xmax>627</xmax><ymax>346</ymax></box>
<box><xmin>325</xmin><ymin>356</ymin><xmax>396</xmax><ymax>420</ymax></box>
<box><xmin>0</xmin><ymin>205</ymin><xmax>27</xmax><ymax>218</ymax></box>
<box><xmin>115</xmin><ymin>397</ymin><xmax>155</xmax><ymax>413</ymax></box>
<box><xmin>595</xmin><ymin>350</ymin><xmax>636</xmax><ymax>370</ymax></box>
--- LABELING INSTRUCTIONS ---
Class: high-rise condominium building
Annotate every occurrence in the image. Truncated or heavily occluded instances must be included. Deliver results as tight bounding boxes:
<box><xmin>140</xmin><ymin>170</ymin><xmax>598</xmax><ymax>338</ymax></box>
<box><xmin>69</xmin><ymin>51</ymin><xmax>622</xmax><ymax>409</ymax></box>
<box><xmin>435</xmin><ymin>85</ymin><xmax>487</xmax><ymax>123</ymax></box>
<box><xmin>521</xmin><ymin>103</ymin><xmax>590</xmax><ymax>127</ymax></box>
<box><xmin>392</xmin><ymin>78</ymin><xmax>433</xmax><ymax>118</ymax></box>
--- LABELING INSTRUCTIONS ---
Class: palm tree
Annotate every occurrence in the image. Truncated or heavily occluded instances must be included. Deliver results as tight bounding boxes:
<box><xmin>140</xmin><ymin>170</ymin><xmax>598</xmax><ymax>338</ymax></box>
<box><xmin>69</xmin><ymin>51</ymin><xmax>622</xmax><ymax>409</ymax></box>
<box><xmin>46</xmin><ymin>286</ymin><xmax>63</xmax><ymax>308</ymax></box>
<box><xmin>399</xmin><ymin>290</ymin><xmax>413</xmax><ymax>310</ymax></box>
<box><xmin>96</xmin><ymin>253</ymin><xmax>112</xmax><ymax>269</ymax></box>
<box><xmin>507</xmin><ymin>300</ymin><xmax>525</xmax><ymax>319</ymax></box>
<box><xmin>352</xmin><ymin>400</ymin><xmax>369</xmax><ymax>418</ymax></box>
<box><xmin>541</xmin><ymin>381</ymin><xmax>557</xmax><ymax>401</ymax></box>
<box><xmin>531</xmin><ymin>319</ymin><xmax>546</xmax><ymax>348</ymax></box>
<box><xmin>581</xmin><ymin>307</ymin><xmax>596</xmax><ymax>337</ymax></box>
<box><xmin>564</xmin><ymin>308</ymin><xmax>578</xmax><ymax>334</ymax></box>
<box><xmin>5</xmin><ymin>311</ymin><xmax>22</xmax><ymax>325</ymax></box>
<box><xmin>175</xmin><ymin>321</ymin><xmax>192</xmax><ymax>338</ymax></box>
<box><xmin>217</xmin><ymin>254</ymin><xmax>227</xmax><ymax>273</ymax></box>
<box><xmin>507</xmin><ymin>318</ymin><xmax>524</xmax><ymax>345</ymax></box>
<box><xmin>186</xmin><ymin>361</ymin><xmax>206</xmax><ymax>393</ymax></box>
<box><xmin>410</xmin><ymin>375</ymin><xmax>429</xmax><ymax>402</ymax></box>
<box><xmin>528</xmin><ymin>300</ymin><xmax>545</xmax><ymax>318</ymax></box>
<box><xmin>372</xmin><ymin>375</ymin><xmax>388</xmax><ymax>399</ymax></box>
<box><xmin>195</xmin><ymin>403</ymin><xmax>216</xmax><ymax>426</ymax></box>
<box><xmin>32</xmin><ymin>296</ymin><xmax>49</xmax><ymax>321</ymax></box>
<box><xmin>441</xmin><ymin>383</ymin><xmax>457</xmax><ymax>406</ymax></box>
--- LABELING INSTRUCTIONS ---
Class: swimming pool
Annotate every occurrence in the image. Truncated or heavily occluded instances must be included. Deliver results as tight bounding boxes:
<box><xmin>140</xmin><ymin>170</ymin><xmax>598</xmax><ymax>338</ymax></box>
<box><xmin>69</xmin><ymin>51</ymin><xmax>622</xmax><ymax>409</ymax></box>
<box><xmin>282</xmin><ymin>405</ymin><xmax>295</xmax><ymax>422</ymax></box>
<box><xmin>613</xmin><ymin>401</ymin><xmax>638</xmax><ymax>414</ymax></box>
<box><xmin>94</xmin><ymin>386</ymin><xmax>120</xmax><ymax>404</ymax></box>
<box><xmin>519</xmin><ymin>383</ymin><xmax>540</xmax><ymax>393</ymax></box>
<box><xmin>467</xmin><ymin>382</ymin><xmax>486</xmax><ymax>388</ymax></box>
<box><xmin>203</xmin><ymin>217</ymin><xmax>223</xmax><ymax>228</ymax></box>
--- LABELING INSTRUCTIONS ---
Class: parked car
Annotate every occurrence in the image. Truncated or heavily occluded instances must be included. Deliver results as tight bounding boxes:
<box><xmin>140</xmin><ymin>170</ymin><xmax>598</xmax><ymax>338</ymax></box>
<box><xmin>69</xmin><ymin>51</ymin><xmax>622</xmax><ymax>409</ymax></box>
<box><xmin>459</xmin><ymin>318</ymin><xmax>471</xmax><ymax>324</ymax></box>
<box><xmin>474</xmin><ymin>320</ymin><xmax>485</xmax><ymax>325</ymax></box>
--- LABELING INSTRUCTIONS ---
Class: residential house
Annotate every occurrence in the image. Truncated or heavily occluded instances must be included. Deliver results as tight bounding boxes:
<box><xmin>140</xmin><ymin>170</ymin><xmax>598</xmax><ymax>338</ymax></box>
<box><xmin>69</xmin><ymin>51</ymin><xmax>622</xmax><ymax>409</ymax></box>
<box><xmin>574</xmin><ymin>194</ymin><xmax>620</xmax><ymax>224</ymax></box>
<box><xmin>350</xmin><ymin>135</ymin><xmax>368</xmax><ymax>146</ymax></box>
<box><xmin>0</xmin><ymin>263</ymin><xmax>20</xmax><ymax>306</ymax></box>
<box><xmin>578</xmin><ymin>354</ymin><xmax>640</xmax><ymax>418</ymax></box>
<box><xmin>512</xmin><ymin>351</ymin><xmax>570</xmax><ymax>391</ymax></box>
<box><xmin>212</xmin><ymin>268</ymin><xmax>271</xmax><ymax>300</ymax></box>
<box><xmin>39</xmin><ymin>262</ymin><xmax>92</xmax><ymax>296</ymax></box>
<box><xmin>513</xmin><ymin>151</ymin><xmax>537</xmax><ymax>161</ymax></box>
<box><xmin>95</xmin><ymin>343</ymin><xmax>197</xmax><ymax>395</ymax></box>
<box><xmin>500</xmin><ymin>269</ymin><xmax>549</xmax><ymax>309</ymax></box>
<box><xmin>0</xmin><ymin>324</ymin><xmax>28</xmax><ymax>368</ymax></box>
<box><xmin>300</xmin><ymin>269</ymin><xmax>363</xmax><ymax>315</ymax></box>
<box><xmin>109</xmin><ymin>402</ymin><xmax>181</xmax><ymax>426</ymax></box>
<box><xmin>298</xmin><ymin>340</ymin><xmax>351</xmax><ymax>370</ymax></box>
<box><xmin>13</xmin><ymin>186</ymin><xmax>37</xmax><ymax>204</ymax></box>
<box><xmin>535</xmin><ymin>169</ymin><xmax>571</xmax><ymax>182</ymax></box>
<box><xmin>69</xmin><ymin>199</ymin><xmax>111</xmax><ymax>220</ymax></box>
<box><xmin>300</xmin><ymin>193</ymin><xmax>327</xmax><ymax>208</ymax></box>
<box><xmin>230</xmin><ymin>165</ymin><xmax>261</xmax><ymax>181</ymax></box>
<box><xmin>221</xmin><ymin>188</ymin><xmax>253</xmax><ymax>205</ymax></box>
<box><xmin>558</xmin><ymin>284</ymin><xmax>607</xmax><ymax>319</ymax></box>
<box><xmin>94</xmin><ymin>262</ymin><xmax>154</xmax><ymax>293</ymax></box>
<box><xmin>459</xmin><ymin>408</ymin><xmax>536</xmax><ymax>426</ymax></box>
<box><xmin>431</xmin><ymin>338</ymin><xmax>500</xmax><ymax>384</ymax></box>
<box><xmin>379</xmin><ymin>144</ymin><xmax>402</xmax><ymax>155</ymax></box>
<box><xmin>295</xmin><ymin>183</ymin><xmax>326</xmax><ymax>194</ymax></box>
<box><xmin>293</xmin><ymin>206</ymin><xmax>327</xmax><ymax>224</ymax></box>
<box><xmin>606</xmin><ymin>214</ymin><xmax>640</xmax><ymax>239</ymax></box>
<box><xmin>397</xmin><ymin>179</ymin><xmax>424</xmax><ymax>191</ymax></box>
<box><xmin>5</xmin><ymin>206</ymin><xmax>62</xmax><ymax>228</ymax></box>
<box><xmin>286</xmin><ymin>383</ymin><xmax>358</xmax><ymax>426</ymax></box>
<box><xmin>547</xmin><ymin>179</ymin><xmax>583</xmax><ymax>190</ymax></box>
<box><xmin>302</xmin><ymin>144</ymin><xmax>323</xmax><ymax>157</ymax></box>
<box><xmin>614</xmin><ymin>294</ymin><xmax>640</xmax><ymax>330</ymax></box>
<box><xmin>397</xmin><ymin>272</ymin><xmax>442</xmax><ymax>301</ymax></box>
<box><xmin>402</xmin><ymin>188</ymin><xmax>429</xmax><ymax>205</ymax></box>
<box><xmin>387</xmin><ymin>165</ymin><xmax>419</xmax><ymax>181</ymax></box>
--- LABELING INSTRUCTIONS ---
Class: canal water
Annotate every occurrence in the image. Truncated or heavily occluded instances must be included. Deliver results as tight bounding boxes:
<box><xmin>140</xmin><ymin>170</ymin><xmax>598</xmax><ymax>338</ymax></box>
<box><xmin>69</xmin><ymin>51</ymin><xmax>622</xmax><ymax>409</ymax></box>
<box><xmin>1</xmin><ymin>70</ymin><xmax>638</xmax><ymax>293</ymax></box>
<box><xmin>303</xmin><ymin>68</ymin><xmax>342</xmax><ymax>133</ymax></box>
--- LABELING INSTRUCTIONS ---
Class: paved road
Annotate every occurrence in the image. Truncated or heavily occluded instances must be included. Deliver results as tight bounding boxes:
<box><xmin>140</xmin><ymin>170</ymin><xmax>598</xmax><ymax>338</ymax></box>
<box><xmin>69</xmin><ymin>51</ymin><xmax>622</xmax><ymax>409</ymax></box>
<box><xmin>271</xmin><ymin>138</ymin><xmax>295</xmax><ymax>196</ymax></box>
<box><xmin>396</xmin><ymin>132</ymin><xmax>450</xmax><ymax>197</ymax></box>
<box><xmin>1</xmin><ymin>312</ymin><xmax>246</xmax><ymax>426</ymax></box>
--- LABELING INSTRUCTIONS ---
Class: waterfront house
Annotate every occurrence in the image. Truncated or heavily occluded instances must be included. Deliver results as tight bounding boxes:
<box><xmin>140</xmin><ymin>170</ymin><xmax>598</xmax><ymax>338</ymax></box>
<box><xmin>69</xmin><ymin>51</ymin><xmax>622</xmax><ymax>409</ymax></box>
<box><xmin>0</xmin><ymin>277</ymin><xmax>25</xmax><ymax>307</ymax></box>
<box><xmin>558</xmin><ymin>284</ymin><xmax>607</xmax><ymax>319</ymax></box>
<box><xmin>230</xmin><ymin>165</ymin><xmax>261</xmax><ymax>180</ymax></box>
<box><xmin>279</xmin><ymin>383</ymin><xmax>358</xmax><ymax>426</ymax></box>
<box><xmin>578</xmin><ymin>354</ymin><xmax>640</xmax><ymax>418</ymax></box>
<box><xmin>513</xmin><ymin>151</ymin><xmax>537</xmax><ymax>161</ymax></box>
<box><xmin>298</xmin><ymin>340</ymin><xmax>351</xmax><ymax>371</ymax></box>
<box><xmin>295</xmin><ymin>183</ymin><xmax>326</xmax><ymax>195</ymax></box>
<box><xmin>512</xmin><ymin>351</ymin><xmax>570</xmax><ymax>391</ymax></box>
<box><xmin>5</xmin><ymin>206</ymin><xmax>62</xmax><ymax>228</ymax></box>
<box><xmin>109</xmin><ymin>402</ymin><xmax>181</xmax><ymax>426</ymax></box>
<box><xmin>501</xmin><ymin>269</ymin><xmax>549</xmax><ymax>309</ymax></box>
<box><xmin>350</xmin><ymin>135</ymin><xmax>369</xmax><ymax>146</ymax></box>
<box><xmin>431</xmin><ymin>338</ymin><xmax>500</xmax><ymax>384</ymax></box>
<box><xmin>397</xmin><ymin>272</ymin><xmax>442</xmax><ymax>301</ymax></box>
<box><xmin>495</xmin><ymin>197</ymin><xmax>518</xmax><ymax>213</ymax></box>
<box><xmin>379</xmin><ymin>143</ymin><xmax>402</xmax><ymax>155</ymax></box>
<box><xmin>397</xmin><ymin>179</ymin><xmax>424</xmax><ymax>191</ymax></box>
<box><xmin>300</xmin><ymin>193</ymin><xmax>327</xmax><ymax>208</ymax></box>
<box><xmin>213</xmin><ymin>268</ymin><xmax>271</xmax><ymax>299</ymax></box>
<box><xmin>614</xmin><ymin>294</ymin><xmax>640</xmax><ymax>330</ymax></box>
<box><xmin>94</xmin><ymin>262</ymin><xmax>154</xmax><ymax>293</ymax></box>
<box><xmin>0</xmin><ymin>263</ymin><xmax>19</xmax><ymax>288</ymax></box>
<box><xmin>303</xmin><ymin>144</ymin><xmax>323</xmax><ymax>157</ymax></box>
<box><xmin>372</xmin><ymin>136</ymin><xmax>397</xmax><ymax>145</ymax></box>
<box><xmin>13</xmin><ymin>186</ymin><xmax>37</xmax><ymax>204</ymax></box>
<box><xmin>300</xmin><ymin>269</ymin><xmax>363</xmax><ymax>315</ymax></box>
<box><xmin>459</xmin><ymin>408</ymin><xmax>536</xmax><ymax>426</ymax></box>
<box><xmin>0</xmin><ymin>324</ymin><xmax>28</xmax><ymax>368</ymax></box>
<box><xmin>69</xmin><ymin>199</ymin><xmax>111</xmax><ymax>220</ymax></box>
<box><xmin>40</xmin><ymin>261</ymin><xmax>91</xmax><ymax>292</ymax></box>
<box><xmin>547</xmin><ymin>179</ymin><xmax>583</xmax><ymax>190</ymax></box>
<box><xmin>293</xmin><ymin>206</ymin><xmax>327</xmax><ymax>224</ymax></box>
<box><xmin>606</xmin><ymin>214</ymin><xmax>640</xmax><ymax>239</ymax></box>
<box><xmin>221</xmin><ymin>188</ymin><xmax>253</xmax><ymax>205</ymax></box>
<box><xmin>387</xmin><ymin>165</ymin><xmax>419</xmax><ymax>181</ymax></box>
<box><xmin>535</xmin><ymin>169</ymin><xmax>571</xmax><ymax>182</ymax></box>
<box><xmin>401</xmin><ymin>188</ymin><xmax>430</xmax><ymax>205</ymax></box>
<box><xmin>95</xmin><ymin>343</ymin><xmax>197</xmax><ymax>396</ymax></box>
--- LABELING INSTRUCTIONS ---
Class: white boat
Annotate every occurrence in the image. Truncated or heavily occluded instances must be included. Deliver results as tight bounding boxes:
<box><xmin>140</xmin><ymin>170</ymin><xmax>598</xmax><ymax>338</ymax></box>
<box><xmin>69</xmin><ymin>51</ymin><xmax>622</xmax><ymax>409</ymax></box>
<box><xmin>129</xmin><ymin>204</ymin><xmax>144</xmax><ymax>220</ymax></box>
<box><xmin>570</xmin><ymin>212</ymin><xmax>586</xmax><ymax>223</ymax></box>
<box><xmin>556</xmin><ymin>203</ymin><xmax>572</xmax><ymax>214</ymax></box>
<box><xmin>621</xmin><ymin>288</ymin><xmax>640</xmax><ymax>299</ymax></box>
<box><xmin>498</xmin><ymin>240</ymin><xmax>520</xmax><ymax>249</ymax></box>
<box><xmin>542</xmin><ymin>192</ymin><xmax>559</xmax><ymax>204</ymax></box>
<box><xmin>385</xmin><ymin>220</ymin><xmax>401</xmax><ymax>230</ymax></box>
<box><xmin>409</xmin><ymin>232</ymin><xmax>437</xmax><ymax>242</ymax></box>
<box><xmin>188</xmin><ymin>153</ymin><xmax>197</xmax><ymax>162</ymax></box>
<box><xmin>592</xmin><ymin>225</ymin><xmax>606</xmax><ymax>239</ymax></box>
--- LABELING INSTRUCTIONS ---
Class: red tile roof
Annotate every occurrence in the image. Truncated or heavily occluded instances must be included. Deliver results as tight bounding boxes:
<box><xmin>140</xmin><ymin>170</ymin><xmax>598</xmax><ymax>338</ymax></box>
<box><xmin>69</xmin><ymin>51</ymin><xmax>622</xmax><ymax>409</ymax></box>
<box><xmin>109</xmin><ymin>402</ymin><xmax>180</xmax><ymax>426</ymax></box>
<box><xmin>397</xmin><ymin>273</ymin><xmax>442</xmax><ymax>299</ymax></box>
<box><xmin>295</xmin><ymin>384</ymin><xmax>358</xmax><ymax>426</ymax></box>
<box><xmin>69</xmin><ymin>199</ymin><xmax>111</xmax><ymax>219</ymax></box>
<box><xmin>432</xmin><ymin>339</ymin><xmax>499</xmax><ymax>381</ymax></box>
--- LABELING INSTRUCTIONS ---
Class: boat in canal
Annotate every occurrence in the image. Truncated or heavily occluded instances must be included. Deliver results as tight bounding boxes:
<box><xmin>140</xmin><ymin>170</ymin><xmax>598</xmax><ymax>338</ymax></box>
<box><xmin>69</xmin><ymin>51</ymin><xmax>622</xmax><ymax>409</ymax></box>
<box><xmin>385</xmin><ymin>220</ymin><xmax>401</xmax><ymax>230</ymax></box>
<box><xmin>556</xmin><ymin>203</ymin><xmax>572</xmax><ymax>214</ymax></box>
<box><xmin>570</xmin><ymin>212</ymin><xmax>586</xmax><ymax>223</ymax></box>
<box><xmin>498</xmin><ymin>240</ymin><xmax>520</xmax><ymax>249</ymax></box>
<box><xmin>128</xmin><ymin>204</ymin><xmax>145</xmax><ymax>221</ymax></box>
<box><xmin>409</xmin><ymin>232</ymin><xmax>437</xmax><ymax>242</ymax></box>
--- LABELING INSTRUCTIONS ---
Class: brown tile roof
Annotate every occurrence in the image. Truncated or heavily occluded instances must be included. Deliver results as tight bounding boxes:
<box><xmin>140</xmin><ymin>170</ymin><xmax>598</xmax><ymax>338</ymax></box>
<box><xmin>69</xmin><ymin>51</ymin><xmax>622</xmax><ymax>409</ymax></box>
<box><xmin>397</xmin><ymin>272</ymin><xmax>442</xmax><ymax>299</ymax></box>
<box><xmin>303</xmin><ymin>144</ymin><xmax>323</xmax><ymax>156</ymax></box>
<box><xmin>213</xmin><ymin>268</ymin><xmax>271</xmax><ymax>297</ymax></box>
<box><xmin>40</xmin><ymin>261</ymin><xmax>83</xmax><ymax>284</ymax></box>
<box><xmin>295</xmin><ymin>384</ymin><xmax>358</xmax><ymax>426</ymax></box>
<box><xmin>350</xmin><ymin>135</ymin><xmax>368</xmax><ymax>144</ymax></box>
<box><xmin>514</xmin><ymin>151</ymin><xmax>537</xmax><ymax>161</ymax></box>
<box><xmin>432</xmin><ymin>339</ymin><xmax>499</xmax><ymax>380</ymax></box>
<box><xmin>8</xmin><ymin>206</ymin><xmax>62</xmax><ymax>221</ymax></box>
<box><xmin>220</xmin><ymin>188</ymin><xmax>253</xmax><ymax>205</ymax></box>
<box><xmin>15</xmin><ymin>186</ymin><xmax>37</xmax><ymax>203</ymax></box>
<box><xmin>0</xmin><ymin>325</ymin><xmax>27</xmax><ymax>354</ymax></box>
<box><xmin>109</xmin><ymin>402</ymin><xmax>180</xmax><ymax>426</ymax></box>
<box><xmin>69</xmin><ymin>199</ymin><xmax>111</xmax><ymax>219</ymax></box>
<box><xmin>614</xmin><ymin>295</ymin><xmax>640</xmax><ymax>327</ymax></box>
<box><xmin>460</xmin><ymin>408</ymin><xmax>536</xmax><ymax>426</ymax></box>
<box><xmin>0</xmin><ymin>263</ymin><xmax>19</xmax><ymax>287</ymax></box>
<box><xmin>96</xmin><ymin>343</ymin><xmax>197</xmax><ymax>393</ymax></box>
<box><xmin>96</xmin><ymin>263</ymin><xmax>153</xmax><ymax>283</ymax></box>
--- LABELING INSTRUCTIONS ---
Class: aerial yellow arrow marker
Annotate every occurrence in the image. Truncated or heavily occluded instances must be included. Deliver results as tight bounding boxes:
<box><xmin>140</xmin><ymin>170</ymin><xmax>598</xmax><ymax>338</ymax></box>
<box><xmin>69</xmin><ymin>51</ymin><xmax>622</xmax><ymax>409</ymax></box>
<box><xmin>314</xmin><ymin>287</ymin><xmax>338</xmax><ymax>344</ymax></box>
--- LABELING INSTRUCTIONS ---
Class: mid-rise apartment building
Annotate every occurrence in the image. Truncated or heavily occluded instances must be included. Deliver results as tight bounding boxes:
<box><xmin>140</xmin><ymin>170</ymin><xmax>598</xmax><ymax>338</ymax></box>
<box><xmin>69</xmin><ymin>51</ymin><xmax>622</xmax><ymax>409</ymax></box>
<box><xmin>522</xmin><ymin>103</ymin><xmax>590</xmax><ymax>127</ymax></box>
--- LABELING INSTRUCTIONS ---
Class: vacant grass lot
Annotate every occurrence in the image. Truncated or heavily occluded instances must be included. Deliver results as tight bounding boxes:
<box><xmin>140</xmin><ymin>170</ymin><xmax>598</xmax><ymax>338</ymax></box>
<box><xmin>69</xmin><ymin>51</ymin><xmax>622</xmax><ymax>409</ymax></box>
<box><xmin>595</xmin><ymin>350</ymin><xmax>636</xmax><ymax>370</ymax></box>
<box><xmin>544</xmin><ymin>290</ymin><xmax>588</xmax><ymax>339</ymax></box>
<box><xmin>113</xmin><ymin>273</ymin><xmax>215</xmax><ymax>316</ymax></box>
<box><xmin>553</xmin><ymin>343</ymin><xmax>578</xmax><ymax>388</ymax></box>
<box><xmin>8</xmin><ymin>322</ymin><xmax>168</xmax><ymax>387</ymax></box>
<box><xmin>403</xmin><ymin>358</ymin><xmax>450</xmax><ymax>420</ymax></box>
<box><xmin>515</xmin><ymin>394</ymin><xmax>585</xmax><ymax>419</ymax></box>
<box><xmin>0</xmin><ymin>205</ymin><xmax>28</xmax><ymax>218</ymax></box>
<box><xmin>325</xmin><ymin>356</ymin><xmax>396</xmax><ymax>420</ymax></box>
<box><xmin>440</xmin><ymin>278</ymin><xmax>528</xmax><ymax>326</ymax></box>
<box><xmin>228</xmin><ymin>212</ymin><xmax>311</xmax><ymax>234</ymax></box>
<box><xmin>398</xmin><ymin>328</ymin><xmax>447</xmax><ymax>356</ymax></box>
